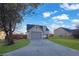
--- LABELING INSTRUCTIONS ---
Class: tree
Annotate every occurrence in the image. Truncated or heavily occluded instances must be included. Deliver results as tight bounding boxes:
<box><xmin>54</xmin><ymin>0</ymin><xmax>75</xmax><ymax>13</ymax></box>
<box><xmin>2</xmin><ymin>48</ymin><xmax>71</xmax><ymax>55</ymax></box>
<box><xmin>0</xmin><ymin>3</ymin><xmax>40</xmax><ymax>45</ymax></box>
<box><xmin>72</xmin><ymin>29</ymin><xmax>79</xmax><ymax>39</ymax></box>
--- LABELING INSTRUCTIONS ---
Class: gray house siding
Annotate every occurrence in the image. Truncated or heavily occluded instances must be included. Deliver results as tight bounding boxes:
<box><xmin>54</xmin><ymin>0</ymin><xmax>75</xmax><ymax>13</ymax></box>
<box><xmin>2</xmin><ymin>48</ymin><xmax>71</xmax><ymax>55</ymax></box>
<box><xmin>54</xmin><ymin>28</ymin><xmax>72</xmax><ymax>37</ymax></box>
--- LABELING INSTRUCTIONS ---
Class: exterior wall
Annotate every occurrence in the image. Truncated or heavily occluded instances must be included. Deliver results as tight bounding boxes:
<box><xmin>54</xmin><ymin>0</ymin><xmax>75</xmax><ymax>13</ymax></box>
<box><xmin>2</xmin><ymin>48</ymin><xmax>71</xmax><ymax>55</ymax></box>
<box><xmin>27</xmin><ymin>26</ymin><xmax>43</xmax><ymax>40</ymax></box>
<box><xmin>43</xmin><ymin>26</ymin><xmax>49</xmax><ymax>34</ymax></box>
<box><xmin>54</xmin><ymin>28</ymin><xmax>72</xmax><ymax>37</ymax></box>
<box><xmin>42</xmin><ymin>26</ymin><xmax>49</xmax><ymax>39</ymax></box>
<box><xmin>30</xmin><ymin>26</ymin><xmax>43</xmax><ymax>32</ymax></box>
<box><xmin>27</xmin><ymin>31</ymin><xmax>31</xmax><ymax>39</ymax></box>
<box><xmin>65</xmin><ymin>32</ymin><xmax>72</xmax><ymax>37</ymax></box>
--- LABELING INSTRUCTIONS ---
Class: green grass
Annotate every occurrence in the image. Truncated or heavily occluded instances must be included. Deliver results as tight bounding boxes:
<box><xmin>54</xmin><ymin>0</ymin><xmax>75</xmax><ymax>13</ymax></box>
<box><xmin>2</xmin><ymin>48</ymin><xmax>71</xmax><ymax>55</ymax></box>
<box><xmin>0</xmin><ymin>39</ymin><xmax>29</xmax><ymax>55</ymax></box>
<box><xmin>49</xmin><ymin>36</ymin><xmax>79</xmax><ymax>50</ymax></box>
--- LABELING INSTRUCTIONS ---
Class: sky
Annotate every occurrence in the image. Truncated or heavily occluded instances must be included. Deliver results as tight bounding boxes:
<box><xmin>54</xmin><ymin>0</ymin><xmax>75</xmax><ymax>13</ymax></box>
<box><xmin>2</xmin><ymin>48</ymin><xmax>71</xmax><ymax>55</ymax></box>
<box><xmin>14</xmin><ymin>3</ymin><xmax>79</xmax><ymax>34</ymax></box>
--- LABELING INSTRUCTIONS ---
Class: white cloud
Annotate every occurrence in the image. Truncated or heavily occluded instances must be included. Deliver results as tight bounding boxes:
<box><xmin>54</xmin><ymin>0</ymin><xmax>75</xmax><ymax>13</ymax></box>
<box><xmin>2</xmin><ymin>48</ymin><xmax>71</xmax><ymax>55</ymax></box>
<box><xmin>61</xmin><ymin>25</ymin><xmax>76</xmax><ymax>29</ymax></box>
<box><xmin>51</xmin><ymin>24</ymin><xmax>60</xmax><ymax>30</ymax></box>
<box><xmin>52</xmin><ymin>14</ymin><xmax>69</xmax><ymax>20</ymax></box>
<box><xmin>43</xmin><ymin>12</ymin><xmax>52</xmax><ymax>18</ymax></box>
<box><xmin>24</xmin><ymin>26</ymin><xmax>26</xmax><ymax>28</ymax></box>
<box><xmin>57</xmin><ymin>21</ymin><xmax>64</xmax><ymax>24</ymax></box>
<box><xmin>42</xmin><ymin>10</ymin><xmax>58</xmax><ymax>18</ymax></box>
<box><xmin>49</xmin><ymin>24</ymin><xmax>61</xmax><ymax>34</ymax></box>
<box><xmin>53</xmin><ymin>20</ymin><xmax>64</xmax><ymax>25</ymax></box>
<box><xmin>14</xmin><ymin>25</ymin><xmax>26</xmax><ymax>34</ymax></box>
<box><xmin>60</xmin><ymin>3</ymin><xmax>79</xmax><ymax>10</ymax></box>
<box><xmin>72</xmin><ymin>19</ymin><xmax>79</xmax><ymax>27</ymax></box>
<box><xmin>70</xmin><ymin>26</ymin><xmax>77</xmax><ymax>29</ymax></box>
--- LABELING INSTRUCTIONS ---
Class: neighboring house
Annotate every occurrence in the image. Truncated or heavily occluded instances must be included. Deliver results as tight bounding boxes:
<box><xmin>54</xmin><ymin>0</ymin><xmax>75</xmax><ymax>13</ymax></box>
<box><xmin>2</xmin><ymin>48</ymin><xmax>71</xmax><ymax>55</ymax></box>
<box><xmin>27</xmin><ymin>24</ymin><xmax>49</xmax><ymax>40</ymax></box>
<box><xmin>54</xmin><ymin>27</ymin><xmax>73</xmax><ymax>37</ymax></box>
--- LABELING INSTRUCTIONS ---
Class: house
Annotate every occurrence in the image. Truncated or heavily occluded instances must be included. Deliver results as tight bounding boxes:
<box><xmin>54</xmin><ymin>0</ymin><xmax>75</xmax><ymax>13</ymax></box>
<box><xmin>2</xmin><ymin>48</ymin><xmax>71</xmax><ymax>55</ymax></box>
<box><xmin>54</xmin><ymin>27</ymin><xmax>73</xmax><ymax>37</ymax></box>
<box><xmin>27</xmin><ymin>24</ymin><xmax>49</xmax><ymax>40</ymax></box>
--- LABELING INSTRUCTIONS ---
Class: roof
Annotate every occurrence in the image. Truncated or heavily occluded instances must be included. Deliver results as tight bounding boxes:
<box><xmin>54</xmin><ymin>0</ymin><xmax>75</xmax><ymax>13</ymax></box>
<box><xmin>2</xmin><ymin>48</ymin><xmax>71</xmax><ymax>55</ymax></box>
<box><xmin>27</xmin><ymin>24</ymin><xmax>49</xmax><ymax>31</ymax></box>
<box><xmin>55</xmin><ymin>27</ymin><xmax>74</xmax><ymax>32</ymax></box>
<box><xmin>46</xmin><ymin>28</ymin><xmax>49</xmax><ymax>31</ymax></box>
<box><xmin>63</xmin><ymin>28</ymin><xmax>74</xmax><ymax>32</ymax></box>
<box><xmin>27</xmin><ymin>24</ymin><xmax>35</xmax><ymax>30</ymax></box>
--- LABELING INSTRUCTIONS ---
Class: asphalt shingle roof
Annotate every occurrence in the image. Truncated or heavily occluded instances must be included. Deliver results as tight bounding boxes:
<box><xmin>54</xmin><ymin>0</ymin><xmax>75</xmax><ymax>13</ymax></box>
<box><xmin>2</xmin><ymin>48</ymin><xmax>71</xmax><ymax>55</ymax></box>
<box><xmin>62</xmin><ymin>28</ymin><xmax>74</xmax><ymax>32</ymax></box>
<box><xmin>27</xmin><ymin>24</ymin><xmax>49</xmax><ymax>31</ymax></box>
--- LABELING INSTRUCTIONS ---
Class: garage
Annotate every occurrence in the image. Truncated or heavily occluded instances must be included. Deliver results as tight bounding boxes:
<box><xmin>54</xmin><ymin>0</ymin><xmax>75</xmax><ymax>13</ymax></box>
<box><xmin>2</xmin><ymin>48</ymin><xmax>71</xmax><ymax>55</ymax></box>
<box><xmin>27</xmin><ymin>24</ymin><xmax>49</xmax><ymax>40</ymax></box>
<box><xmin>31</xmin><ymin>32</ymin><xmax>42</xmax><ymax>40</ymax></box>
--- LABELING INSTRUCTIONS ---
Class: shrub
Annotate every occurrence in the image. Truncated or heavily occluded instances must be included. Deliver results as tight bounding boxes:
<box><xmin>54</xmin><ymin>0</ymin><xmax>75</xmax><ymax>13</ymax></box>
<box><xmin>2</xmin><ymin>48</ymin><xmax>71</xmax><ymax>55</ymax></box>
<box><xmin>12</xmin><ymin>34</ymin><xmax>27</xmax><ymax>40</ymax></box>
<box><xmin>72</xmin><ymin>29</ymin><xmax>79</xmax><ymax>39</ymax></box>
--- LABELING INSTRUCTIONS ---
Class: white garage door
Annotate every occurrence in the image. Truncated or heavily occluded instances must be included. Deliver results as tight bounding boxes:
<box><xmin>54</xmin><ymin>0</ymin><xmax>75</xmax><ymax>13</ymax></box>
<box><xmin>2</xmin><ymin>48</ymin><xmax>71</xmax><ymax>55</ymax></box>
<box><xmin>31</xmin><ymin>32</ymin><xmax>42</xmax><ymax>40</ymax></box>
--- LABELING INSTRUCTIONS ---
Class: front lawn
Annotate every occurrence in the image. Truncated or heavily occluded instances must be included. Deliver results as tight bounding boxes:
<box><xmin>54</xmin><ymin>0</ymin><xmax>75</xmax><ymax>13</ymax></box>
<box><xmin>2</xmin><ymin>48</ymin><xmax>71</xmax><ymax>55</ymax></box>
<box><xmin>0</xmin><ymin>39</ymin><xmax>29</xmax><ymax>55</ymax></box>
<box><xmin>49</xmin><ymin>36</ymin><xmax>79</xmax><ymax>50</ymax></box>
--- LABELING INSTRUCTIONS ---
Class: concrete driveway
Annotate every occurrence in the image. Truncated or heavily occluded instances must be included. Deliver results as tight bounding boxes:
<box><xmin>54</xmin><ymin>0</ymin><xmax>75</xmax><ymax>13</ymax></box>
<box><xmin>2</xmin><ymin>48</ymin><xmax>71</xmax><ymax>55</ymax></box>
<box><xmin>4</xmin><ymin>39</ymin><xmax>79</xmax><ymax>56</ymax></box>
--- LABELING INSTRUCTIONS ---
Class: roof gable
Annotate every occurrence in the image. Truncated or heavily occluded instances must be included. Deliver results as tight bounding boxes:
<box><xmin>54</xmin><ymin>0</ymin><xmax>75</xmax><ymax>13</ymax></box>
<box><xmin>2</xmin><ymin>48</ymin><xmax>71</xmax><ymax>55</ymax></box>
<box><xmin>62</xmin><ymin>28</ymin><xmax>73</xmax><ymax>32</ymax></box>
<box><xmin>27</xmin><ymin>24</ymin><xmax>49</xmax><ymax>31</ymax></box>
<box><xmin>27</xmin><ymin>24</ymin><xmax>34</xmax><ymax>30</ymax></box>
<box><xmin>55</xmin><ymin>27</ymin><xmax>73</xmax><ymax>32</ymax></box>
<box><xmin>46</xmin><ymin>28</ymin><xmax>49</xmax><ymax>31</ymax></box>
